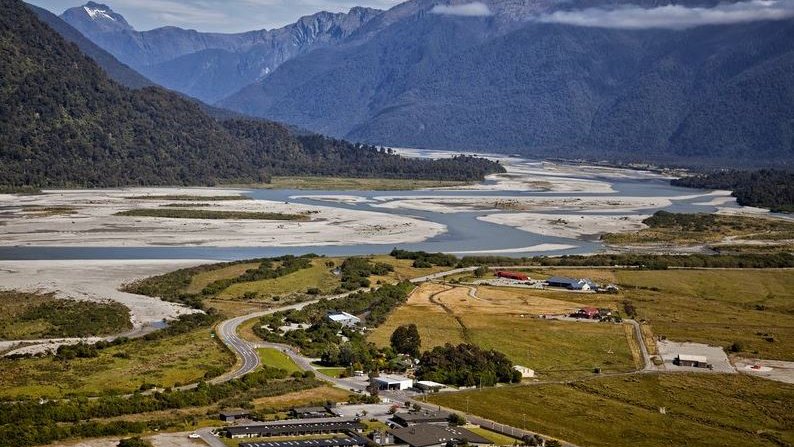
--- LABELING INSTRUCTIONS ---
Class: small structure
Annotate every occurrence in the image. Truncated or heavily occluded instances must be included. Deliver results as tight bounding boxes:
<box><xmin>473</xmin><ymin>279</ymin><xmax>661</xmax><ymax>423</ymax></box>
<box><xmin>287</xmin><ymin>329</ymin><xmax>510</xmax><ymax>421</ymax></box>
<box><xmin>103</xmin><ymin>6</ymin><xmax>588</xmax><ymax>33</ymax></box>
<box><xmin>327</xmin><ymin>311</ymin><xmax>361</xmax><ymax>328</ymax></box>
<box><xmin>226</xmin><ymin>417</ymin><xmax>365</xmax><ymax>438</ymax></box>
<box><xmin>574</xmin><ymin>307</ymin><xmax>600</xmax><ymax>319</ymax></box>
<box><xmin>547</xmin><ymin>276</ymin><xmax>597</xmax><ymax>291</ymax></box>
<box><xmin>373</xmin><ymin>375</ymin><xmax>413</xmax><ymax>391</ymax></box>
<box><xmin>388</xmin><ymin>424</ymin><xmax>492</xmax><ymax>447</ymax></box>
<box><xmin>674</xmin><ymin>354</ymin><xmax>711</xmax><ymax>368</ymax></box>
<box><xmin>219</xmin><ymin>409</ymin><xmax>251</xmax><ymax>422</ymax></box>
<box><xmin>392</xmin><ymin>410</ymin><xmax>449</xmax><ymax>427</ymax></box>
<box><xmin>290</xmin><ymin>405</ymin><xmax>339</xmax><ymax>419</ymax></box>
<box><xmin>513</xmin><ymin>365</ymin><xmax>535</xmax><ymax>378</ymax></box>
<box><xmin>496</xmin><ymin>271</ymin><xmax>529</xmax><ymax>281</ymax></box>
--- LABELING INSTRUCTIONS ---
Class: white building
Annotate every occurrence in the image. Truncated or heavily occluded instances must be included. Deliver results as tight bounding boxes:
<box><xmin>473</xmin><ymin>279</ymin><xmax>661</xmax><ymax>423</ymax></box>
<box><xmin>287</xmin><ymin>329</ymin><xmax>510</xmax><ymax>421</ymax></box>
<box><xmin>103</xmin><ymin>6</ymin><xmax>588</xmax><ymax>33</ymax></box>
<box><xmin>326</xmin><ymin>311</ymin><xmax>361</xmax><ymax>328</ymax></box>
<box><xmin>373</xmin><ymin>375</ymin><xmax>413</xmax><ymax>391</ymax></box>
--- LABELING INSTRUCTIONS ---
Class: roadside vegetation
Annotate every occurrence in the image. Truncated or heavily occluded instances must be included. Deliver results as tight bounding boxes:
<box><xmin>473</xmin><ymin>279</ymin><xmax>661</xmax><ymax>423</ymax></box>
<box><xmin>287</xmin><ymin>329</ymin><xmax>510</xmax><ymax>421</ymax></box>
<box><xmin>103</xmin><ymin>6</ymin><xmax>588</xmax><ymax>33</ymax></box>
<box><xmin>0</xmin><ymin>314</ymin><xmax>233</xmax><ymax>399</ymax></box>
<box><xmin>429</xmin><ymin>374</ymin><xmax>794</xmax><ymax>447</ymax></box>
<box><xmin>115</xmin><ymin>208</ymin><xmax>309</xmax><ymax>220</ymax></box>
<box><xmin>0</xmin><ymin>291</ymin><xmax>131</xmax><ymax>339</ymax></box>
<box><xmin>602</xmin><ymin>211</ymin><xmax>794</xmax><ymax>245</ymax></box>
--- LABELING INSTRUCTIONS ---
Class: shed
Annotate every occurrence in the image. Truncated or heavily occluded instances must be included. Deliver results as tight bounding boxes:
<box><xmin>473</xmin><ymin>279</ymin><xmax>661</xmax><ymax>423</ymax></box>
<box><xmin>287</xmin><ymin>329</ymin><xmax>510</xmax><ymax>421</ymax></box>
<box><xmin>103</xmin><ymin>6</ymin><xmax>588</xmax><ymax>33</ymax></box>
<box><xmin>675</xmin><ymin>354</ymin><xmax>711</xmax><ymax>368</ymax></box>
<box><xmin>327</xmin><ymin>311</ymin><xmax>361</xmax><ymax>328</ymax></box>
<box><xmin>220</xmin><ymin>409</ymin><xmax>251</xmax><ymax>422</ymax></box>
<box><xmin>373</xmin><ymin>375</ymin><xmax>413</xmax><ymax>391</ymax></box>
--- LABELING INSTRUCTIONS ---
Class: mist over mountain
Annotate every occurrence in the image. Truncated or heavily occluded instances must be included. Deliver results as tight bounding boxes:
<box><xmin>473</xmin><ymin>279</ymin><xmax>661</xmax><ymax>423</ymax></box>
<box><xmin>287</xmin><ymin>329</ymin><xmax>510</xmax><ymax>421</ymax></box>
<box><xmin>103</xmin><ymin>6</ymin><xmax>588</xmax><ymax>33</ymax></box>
<box><xmin>59</xmin><ymin>3</ymin><xmax>383</xmax><ymax>103</ymax></box>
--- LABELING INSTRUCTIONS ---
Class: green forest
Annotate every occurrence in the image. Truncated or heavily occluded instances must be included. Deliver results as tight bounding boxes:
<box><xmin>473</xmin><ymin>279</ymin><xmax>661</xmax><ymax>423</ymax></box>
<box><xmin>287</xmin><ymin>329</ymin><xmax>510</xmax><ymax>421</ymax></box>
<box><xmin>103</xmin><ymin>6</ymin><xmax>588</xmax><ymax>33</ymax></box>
<box><xmin>672</xmin><ymin>170</ymin><xmax>794</xmax><ymax>213</ymax></box>
<box><xmin>0</xmin><ymin>0</ymin><xmax>503</xmax><ymax>189</ymax></box>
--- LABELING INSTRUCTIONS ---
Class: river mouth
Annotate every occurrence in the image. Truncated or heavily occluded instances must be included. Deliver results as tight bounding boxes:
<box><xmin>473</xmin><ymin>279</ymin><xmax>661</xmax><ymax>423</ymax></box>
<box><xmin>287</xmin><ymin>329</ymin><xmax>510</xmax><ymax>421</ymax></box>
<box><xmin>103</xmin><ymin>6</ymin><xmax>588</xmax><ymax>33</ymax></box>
<box><xmin>0</xmin><ymin>156</ymin><xmax>743</xmax><ymax>261</ymax></box>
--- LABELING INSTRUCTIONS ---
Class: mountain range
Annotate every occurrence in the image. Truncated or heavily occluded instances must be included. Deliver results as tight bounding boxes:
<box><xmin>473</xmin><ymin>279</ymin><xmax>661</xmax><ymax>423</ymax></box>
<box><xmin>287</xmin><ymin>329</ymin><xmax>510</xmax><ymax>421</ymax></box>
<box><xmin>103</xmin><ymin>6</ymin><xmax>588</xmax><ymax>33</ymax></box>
<box><xmin>1</xmin><ymin>0</ymin><xmax>501</xmax><ymax>188</ymax></box>
<box><xmin>56</xmin><ymin>0</ymin><xmax>794</xmax><ymax>167</ymax></box>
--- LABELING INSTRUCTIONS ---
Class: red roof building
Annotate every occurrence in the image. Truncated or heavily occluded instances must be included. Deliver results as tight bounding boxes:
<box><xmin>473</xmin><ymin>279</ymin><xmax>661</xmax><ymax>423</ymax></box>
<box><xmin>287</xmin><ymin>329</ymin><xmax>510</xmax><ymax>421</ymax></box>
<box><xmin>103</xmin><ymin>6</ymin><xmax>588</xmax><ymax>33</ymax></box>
<box><xmin>496</xmin><ymin>271</ymin><xmax>529</xmax><ymax>281</ymax></box>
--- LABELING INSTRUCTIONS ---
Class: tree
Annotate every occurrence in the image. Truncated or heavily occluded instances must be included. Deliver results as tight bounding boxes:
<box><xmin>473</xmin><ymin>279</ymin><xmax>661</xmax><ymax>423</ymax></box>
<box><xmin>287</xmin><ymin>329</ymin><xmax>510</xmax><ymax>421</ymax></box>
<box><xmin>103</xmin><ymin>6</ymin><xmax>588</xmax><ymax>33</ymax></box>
<box><xmin>473</xmin><ymin>266</ymin><xmax>489</xmax><ymax>278</ymax></box>
<box><xmin>447</xmin><ymin>413</ymin><xmax>466</xmax><ymax>426</ymax></box>
<box><xmin>118</xmin><ymin>437</ymin><xmax>152</xmax><ymax>447</ymax></box>
<box><xmin>390</xmin><ymin>324</ymin><xmax>421</xmax><ymax>357</ymax></box>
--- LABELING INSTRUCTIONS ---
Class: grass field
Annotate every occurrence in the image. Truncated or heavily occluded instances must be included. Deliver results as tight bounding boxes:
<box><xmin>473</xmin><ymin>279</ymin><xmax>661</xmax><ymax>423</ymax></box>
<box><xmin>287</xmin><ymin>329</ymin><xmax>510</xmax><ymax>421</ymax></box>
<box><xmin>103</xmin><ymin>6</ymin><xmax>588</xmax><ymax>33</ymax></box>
<box><xmin>544</xmin><ymin>268</ymin><xmax>794</xmax><ymax>360</ymax></box>
<box><xmin>186</xmin><ymin>262</ymin><xmax>261</xmax><ymax>294</ymax></box>
<box><xmin>219</xmin><ymin>258</ymin><xmax>342</xmax><ymax>300</ymax></box>
<box><xmin>316</xmin><ymin>367</ymin><xmax>347</xmax><ymax>378</ymax></box>
<box><xmin>368</xmin><ymin>255</ymin><xmax>452</xmax><ymax>283</ymax></box>
<box><xmin>0</xmin><ymin>291</ymin><xmax>131</xmax><ymax>339</ymax></box>
<box><xmin>429</xmin><ymin>374</ymin><xmax>794</xmax><ymax>447</ymax></box>
<box><xmin>115</xmin><ymin>208</ymin><xmax>308</xmax><ymax>221</ymax></box>
<box><xmin>258</xmin><ymin>348</ymin><xmax>301</xmax><ymax>373</ymax></box>
<box><xmin>368</xmin><ymin>283</ymin><xmax>639</xmax><ymax>380</ymax></box>
<box><xmin>252</xmin><ymin>385</ymin><xmax>351</xmax><ymax>411</ymax></box>
<box><xmin>466</xmin><ymin>426</ymin><xmax>522</xmax><ymax>446</ymax></box>
<box><xmin>0</xmin><ymin>328</ymin><xmax>234</xmax><ymax>399</ymax></box>
<box><xmin>258</xmin><ymin>176</ymin><xmax>471</xmax><ymax>191</ymax></box>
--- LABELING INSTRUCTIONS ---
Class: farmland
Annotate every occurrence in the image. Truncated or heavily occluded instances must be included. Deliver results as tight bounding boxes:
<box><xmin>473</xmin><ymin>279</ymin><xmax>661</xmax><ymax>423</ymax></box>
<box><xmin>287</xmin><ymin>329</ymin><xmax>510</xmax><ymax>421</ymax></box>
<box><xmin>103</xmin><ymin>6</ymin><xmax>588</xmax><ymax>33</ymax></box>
<box><xmin>368</xmin><ymin>282</ymin><xmax>640</xmax><ymax>380</ymax></box>
<box><xmin>429</xmin><ymin>374</ymin><xmax>794</xmax><ymax>447</ymax></box>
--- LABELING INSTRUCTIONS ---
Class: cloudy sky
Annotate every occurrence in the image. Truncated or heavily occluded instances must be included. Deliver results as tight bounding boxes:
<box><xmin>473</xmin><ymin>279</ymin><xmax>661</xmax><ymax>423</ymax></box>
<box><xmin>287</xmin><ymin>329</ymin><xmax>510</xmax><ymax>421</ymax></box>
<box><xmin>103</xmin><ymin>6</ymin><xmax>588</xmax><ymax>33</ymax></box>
<box><xmin>28</xmin><ymin>0</ymin><xmax>404</xmax><ymax>32</ymax></box>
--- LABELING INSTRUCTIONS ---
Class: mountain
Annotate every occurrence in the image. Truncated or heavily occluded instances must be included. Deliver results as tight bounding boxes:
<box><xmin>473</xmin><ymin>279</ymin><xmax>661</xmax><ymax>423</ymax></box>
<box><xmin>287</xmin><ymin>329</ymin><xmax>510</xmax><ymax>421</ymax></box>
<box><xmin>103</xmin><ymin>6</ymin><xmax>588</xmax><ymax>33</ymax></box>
<box><xmin>24</xmin><ymin>3</ymin><xmax>152</xmax><ymax>89</ymax></box>
<box><xmin>218</xmin><ymin>0</ymin><xmax>794</xmax><ymax>167</ymax></box>
<box><xmin>0</xmin><ymin>0</ymin><xmax>503</xmax><ymax>189</ymax></box>
<box><xmin>60</xmin><ymin>3</ymin><xmax>383</xmax><ymax>103</ymax></box>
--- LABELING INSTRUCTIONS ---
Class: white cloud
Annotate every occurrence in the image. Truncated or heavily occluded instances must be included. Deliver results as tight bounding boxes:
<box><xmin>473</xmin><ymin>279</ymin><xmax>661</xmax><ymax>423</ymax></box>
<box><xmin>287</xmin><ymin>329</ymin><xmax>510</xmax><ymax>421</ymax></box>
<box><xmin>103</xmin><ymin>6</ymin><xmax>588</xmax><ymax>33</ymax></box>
<box><xmin>535</xmin><ymin>0</ymin><xmax>794</xmax><ymax>30</ymax></box>
<box><xmin>430</xmin><ymin>2</ymin><xmax>493</xmax><ymax>17</ymax></box>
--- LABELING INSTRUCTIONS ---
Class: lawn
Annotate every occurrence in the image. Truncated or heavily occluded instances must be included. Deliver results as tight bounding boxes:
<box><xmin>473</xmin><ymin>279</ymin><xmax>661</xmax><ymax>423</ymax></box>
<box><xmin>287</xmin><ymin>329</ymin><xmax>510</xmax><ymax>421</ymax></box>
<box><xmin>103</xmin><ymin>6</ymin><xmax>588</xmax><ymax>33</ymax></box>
<box><xmin>258</xmin><ymin>348</ymin><xmax>301</xmax><ymax>373</ymax></box>
<box><xmin>368</xmin><ymin>283</ymin><xmax>639</xmax><ymax>380</ymax></box>
<box><xmin>316</xmin><ymin>367</ymin><xmax>347</xmax><ymax>378</ymax></box>
<box><xmin>218</xmin><ymin>258</ymin><xmax>341</xmax><ymax>300</ymax></box>
<box><xmin>260</xmin><ymin>176</ymin><xmax>471</xmax><ymax>191</ymax></box>
<box><xmin>0</xmin><ymin>328</ymin><xmax>234</xmax><ymax>399</ymax></box>
<box><xmin>429</xmin><ymin>374</ymin><xmax>794</xmax><ymax>447</ymax></box>
<box><xmin>186</xmin><ymin>262</ymin><xmax>261</xmax><ymax>294</ymax></box>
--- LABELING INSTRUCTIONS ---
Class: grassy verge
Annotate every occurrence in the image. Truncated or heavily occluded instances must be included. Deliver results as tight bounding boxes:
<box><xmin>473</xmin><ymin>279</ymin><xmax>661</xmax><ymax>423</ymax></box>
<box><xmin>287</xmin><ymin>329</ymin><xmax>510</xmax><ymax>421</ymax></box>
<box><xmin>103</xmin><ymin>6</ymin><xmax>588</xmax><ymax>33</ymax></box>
<box><xmin>219</xmin><ymin>258</ymin><xmax>341</xmax><ymax>300</ymax></box>
<box><xmin>252</xmin><ymin>386</ymin><xmax>351</xmax><ymax>411</ymax></box>
<box><xmin>0</xmin><ymin>291</ymin><xmax>131</xmax><ymax>339</ymax></box>
<box><xmin>429</xmin><ymin>374</ymin><xmax>794</xmax><ymax>447</ymax></box>
<box><xmin>256</xmin><ymin>176</ymin><xmax>472</xmax><ymax>191</ymax></box>
<box><xmin>316</xmin><ymin>367</ymin><xmax>347</xmax><ymax>378</ymax></box>
<box><xmin>258</xmin><ymin>348</ymin><xmax>301</xmax><ymax>373</ymax></box>
<box><xmin>115</xmin><ymin>208</ymin><xmax>308</xmax><ymax>220</ymax></box>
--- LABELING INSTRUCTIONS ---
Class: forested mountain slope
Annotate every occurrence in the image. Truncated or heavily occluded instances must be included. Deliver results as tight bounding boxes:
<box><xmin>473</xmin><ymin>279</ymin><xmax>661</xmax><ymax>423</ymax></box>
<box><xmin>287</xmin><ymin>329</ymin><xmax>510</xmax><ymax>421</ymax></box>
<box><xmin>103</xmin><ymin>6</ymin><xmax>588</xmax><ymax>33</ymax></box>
<box><xmin>0</xmin><ymin>0</ymin><xmax>502</xmax><ymax>188</ymax></box>
<box><xmin>219</xmin><ymin>0</ymin><xmax>794</xmax><ymax>167</ymax></box>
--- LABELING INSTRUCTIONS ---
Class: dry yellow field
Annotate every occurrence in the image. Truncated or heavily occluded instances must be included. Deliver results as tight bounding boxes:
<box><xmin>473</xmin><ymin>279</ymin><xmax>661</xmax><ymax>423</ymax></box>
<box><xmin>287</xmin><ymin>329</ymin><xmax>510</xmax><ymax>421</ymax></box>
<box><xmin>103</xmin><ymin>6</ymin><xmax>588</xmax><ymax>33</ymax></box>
<box><xmin>252</xmin><ymin>386</ymin><xmax>351</xmax><ymax>410</ymax></box>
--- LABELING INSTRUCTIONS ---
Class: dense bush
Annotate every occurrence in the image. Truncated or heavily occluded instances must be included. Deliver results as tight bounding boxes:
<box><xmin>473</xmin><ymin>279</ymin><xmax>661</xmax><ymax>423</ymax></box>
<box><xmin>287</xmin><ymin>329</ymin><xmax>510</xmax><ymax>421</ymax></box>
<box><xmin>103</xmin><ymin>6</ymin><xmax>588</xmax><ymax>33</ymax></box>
<box><xmin>416</xmin><ymin>343</ymin><xmax>521</xmax><ymax>387</ymax></box>
<box><xmin>673</xmin><ymin>170</ymin><xmax>794</xmax><ymax>213</ymax></box>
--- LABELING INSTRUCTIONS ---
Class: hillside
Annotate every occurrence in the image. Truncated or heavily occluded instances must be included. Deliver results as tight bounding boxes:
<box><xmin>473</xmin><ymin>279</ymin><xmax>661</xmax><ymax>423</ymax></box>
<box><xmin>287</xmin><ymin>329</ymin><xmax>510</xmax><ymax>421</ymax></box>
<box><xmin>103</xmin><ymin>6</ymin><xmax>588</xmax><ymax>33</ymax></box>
<box><xmin>0</xmin><ymin>0</ymin><xmax>502</xmax><ymax>189</ymax></box>
<box><xmin>217</xmin><ymin>0</ymin><xmax>794</xmax><ymax>167</ymax></box>
<box><xmin>60</xmin><ymin>3</ymin><xmax>383</xmax><ymax>103</ymax></box>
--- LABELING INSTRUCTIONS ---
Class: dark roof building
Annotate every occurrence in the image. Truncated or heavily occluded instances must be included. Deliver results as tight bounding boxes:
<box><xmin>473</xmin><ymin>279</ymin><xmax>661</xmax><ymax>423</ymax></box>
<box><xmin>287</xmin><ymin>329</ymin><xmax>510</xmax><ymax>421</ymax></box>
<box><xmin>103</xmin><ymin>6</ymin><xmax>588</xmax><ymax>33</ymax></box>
<box><xmin>392</xmin><ymin>411</ymin><xmax>450</xmax><ymax>427</ymax></box>
<box><xmin>240</xmin><ymin>435</ymin><xmax>370</xmax><ymax>447</ymax></box>
<box><xmin>290</xmin><ymin>405</ymin><xmax>339</xmax><ymax>419</ymax></box>
<box><xmin>389</xmin><ymin>424</ymin><xmax>492</xmax><ymax>447</ymax></box>
<box><xmin>220</xmin><ymin>409</ymin><xmax>252</xmax><ymax>422</ymax></box>
<box><xmin>226</xmin><ymin>417</ymin><xmax>365</xmax><ymax>439</ymax></box>
<box><xmin>546</xmin><ymin>276</ymin><xmax>597</xmax><ymax>290</ymax></box>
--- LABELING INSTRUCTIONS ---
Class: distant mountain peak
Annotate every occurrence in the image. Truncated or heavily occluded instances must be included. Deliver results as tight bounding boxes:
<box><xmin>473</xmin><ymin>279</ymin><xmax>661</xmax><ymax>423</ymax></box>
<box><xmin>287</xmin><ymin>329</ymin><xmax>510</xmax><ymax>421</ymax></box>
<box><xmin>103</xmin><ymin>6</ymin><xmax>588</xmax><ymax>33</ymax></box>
<box><xmin>61</xmin><ymin>2</ymin><xmax>133</xmax><ymax>34</ymax></box>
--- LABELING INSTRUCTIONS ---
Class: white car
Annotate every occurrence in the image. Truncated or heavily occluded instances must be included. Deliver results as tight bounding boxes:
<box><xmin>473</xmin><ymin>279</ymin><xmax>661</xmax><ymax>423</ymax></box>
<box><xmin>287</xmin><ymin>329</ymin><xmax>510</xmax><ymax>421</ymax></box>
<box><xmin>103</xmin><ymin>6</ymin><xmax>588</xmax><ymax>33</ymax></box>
<box><xmin>188</xmin><ymin>433</ymin><xmax>201</xmax><ymax>439</ymax></box>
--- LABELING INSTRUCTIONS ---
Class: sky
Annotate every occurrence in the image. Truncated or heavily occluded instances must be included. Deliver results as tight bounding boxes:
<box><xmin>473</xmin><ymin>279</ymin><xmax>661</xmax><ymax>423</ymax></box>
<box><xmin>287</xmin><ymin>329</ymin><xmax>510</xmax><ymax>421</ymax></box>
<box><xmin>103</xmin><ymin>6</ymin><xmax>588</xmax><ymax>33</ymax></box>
<box><xmin>27</xmin><ymin>0</ymin><xmax>405</xmax><ymax>33</ymax></box>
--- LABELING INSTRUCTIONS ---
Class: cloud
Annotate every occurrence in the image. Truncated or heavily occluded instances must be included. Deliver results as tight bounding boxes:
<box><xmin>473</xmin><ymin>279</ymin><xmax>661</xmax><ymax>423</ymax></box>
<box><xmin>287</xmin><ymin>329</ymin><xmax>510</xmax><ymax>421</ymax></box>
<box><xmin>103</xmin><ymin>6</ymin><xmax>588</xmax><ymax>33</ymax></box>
<box><xmin>430</xmin><ymin>2</ymin><xmax>493</xmax><ymax>17</ymax></box>
<box><xmin>535</xmin><ymin>0</ymin><xmax>794</xmax><ymax>30</ymax></box>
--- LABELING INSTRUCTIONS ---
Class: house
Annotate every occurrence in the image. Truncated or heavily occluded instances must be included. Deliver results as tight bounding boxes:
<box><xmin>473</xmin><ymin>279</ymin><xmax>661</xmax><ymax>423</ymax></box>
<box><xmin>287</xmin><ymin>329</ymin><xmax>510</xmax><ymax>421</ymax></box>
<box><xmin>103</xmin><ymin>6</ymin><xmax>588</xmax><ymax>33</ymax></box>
<box><xmin>226</xmin><ymin>417</ymin><xmax>365</xmax><ymax>438</ymax></box>
<box><xmin>392</xmin><ymin>411</ymin><xmax>450</xmax><ymax>427</ymax></box>
<box><xmin>373</xmin><ymin>375</ymin><xmax>413</xmax><ymax>391</ymax></box>
<box><xmin>219</xmin><ymin>409</ymin><xmax>251</xmax><ymax>422</ymax></box>
<box><xmin>290</xmin><ymin>405</ymin><xmax>339</xmax><ymax>419</ymax></box>
<box><xmin>546</xmin><ymin>276</ymin><xmax>597</xmax><ymax>291</ymax></box>
<box><xmin>674</xmin><ymin>354</ymin><xmax>711</xmax><ymax>368</ymax></box>
<box><xmin>496</xmin><ymin>271</ymin><xmax>529</xmax><ymax>281</ymax></box>
<box><xmin>327</xmin><ymin>311</ymin><xmax>361</xmax><ymax>328</ymax></box>
<box><xmin>388</xmin><ymin>424</ymin><xmax>492</xmax><ymax>447</ymax></box>
<box><xmin>240</xmin><ymin>435</ymin><xmax>370</xmax><ymax>447</ymax></box>
<box><xmin>513</xmin><ymin>365</ymin><xmax>535</xmax><ymax>378</ymax></box>
<box><xmin>574</xmin><ymin>307</ymin><xmax>600</xmax><ymax>319</ymax></box>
